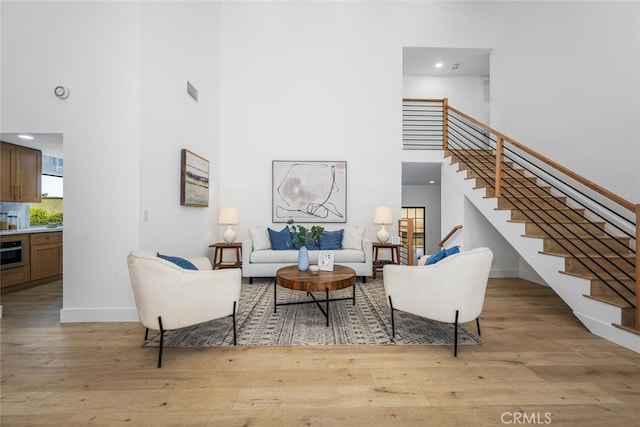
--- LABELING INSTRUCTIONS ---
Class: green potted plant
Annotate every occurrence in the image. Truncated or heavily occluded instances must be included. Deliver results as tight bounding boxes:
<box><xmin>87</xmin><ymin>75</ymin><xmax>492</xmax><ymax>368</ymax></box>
<box><xmin>288</xmin><ymin>219</ymin><xmax>324</xmax><ymax>271</ymax></box>
<box><xmin>288</xmin><ymin>219</ymin><xmax>324</xmax><ymax>247</ymax></box>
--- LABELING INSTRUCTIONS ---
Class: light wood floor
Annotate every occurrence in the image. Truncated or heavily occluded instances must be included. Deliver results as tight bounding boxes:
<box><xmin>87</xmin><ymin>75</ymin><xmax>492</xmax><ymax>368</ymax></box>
<box><xmin>2</xmin><ymin>278</ymin><xmax>640</xmax><ymax>426</ymax></box>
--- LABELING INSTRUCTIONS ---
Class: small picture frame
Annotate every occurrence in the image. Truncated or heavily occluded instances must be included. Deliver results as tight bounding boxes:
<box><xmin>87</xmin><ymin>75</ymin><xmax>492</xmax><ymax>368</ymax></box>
<box><xmin>180</xmin><ymin>149</ymin><xmax>210</xmax><ymax>207</ymax></box>
<box><xmin>318</xmin><ymin>251</ymin><xmax>334</xmax><ymax>271</ymax></box>
<box><xmin>391</xmin><ymin>236</ymin><xmax>401</xmax><ymax>245</ymax></box>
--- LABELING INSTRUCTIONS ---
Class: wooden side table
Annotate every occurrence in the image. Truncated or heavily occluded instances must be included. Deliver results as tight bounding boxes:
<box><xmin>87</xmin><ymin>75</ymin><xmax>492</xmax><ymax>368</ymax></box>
<box><xmin>209</xmin><ymin>242</ymin><xmax>242</xmax><ymax>270</ymax></box>
<box><xmin>372</xmin><ymin>242</ymin><xmax>401</xmax><ymax>279</ymax></box>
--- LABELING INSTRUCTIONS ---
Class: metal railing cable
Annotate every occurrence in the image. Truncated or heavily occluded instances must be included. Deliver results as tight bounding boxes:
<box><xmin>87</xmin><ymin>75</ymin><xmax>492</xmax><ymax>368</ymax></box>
<box><xmin>402</xmin><ymin>99</ymin><xmax>444</xmax><ymax>150</ymax></box>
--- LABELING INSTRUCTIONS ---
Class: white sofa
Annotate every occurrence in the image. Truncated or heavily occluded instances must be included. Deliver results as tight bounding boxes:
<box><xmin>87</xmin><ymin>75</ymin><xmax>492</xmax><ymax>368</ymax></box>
<box><xmin>241</xmin><ymin>227</ymin><xmax>373</xmax><ymax>282</ymax></box>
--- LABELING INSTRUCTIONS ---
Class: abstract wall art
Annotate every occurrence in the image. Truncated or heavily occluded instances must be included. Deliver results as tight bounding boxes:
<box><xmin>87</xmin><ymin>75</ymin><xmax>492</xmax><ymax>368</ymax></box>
<box><xmin>272</xmin><ymin>160</ymin><xmax>347</xmax><ymax>223</ymax></box>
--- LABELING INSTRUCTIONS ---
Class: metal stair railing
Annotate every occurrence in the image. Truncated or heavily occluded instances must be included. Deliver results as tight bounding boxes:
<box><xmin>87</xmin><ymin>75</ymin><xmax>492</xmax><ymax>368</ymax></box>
<box><xmin>402</xmin><ymin>98</ymin><xmax>639</xmax><ymax>330</ymax></box>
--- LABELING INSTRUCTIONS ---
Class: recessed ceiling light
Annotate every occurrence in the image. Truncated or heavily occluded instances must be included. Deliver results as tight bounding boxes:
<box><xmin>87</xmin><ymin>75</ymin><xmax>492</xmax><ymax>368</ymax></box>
<box><xmin>18</xmin><ymin>134</ymin><xmax>34</xmax><ymax>140</ymax></box>
<box><xmin>429</xmin><ymin>180</ymin><xmax>436</xmax><ymax>184</ymax></box>
<box><xmin>435</xmin><ymin>62</ymin><xmax>443</xmax><ymax>68</ymax></box>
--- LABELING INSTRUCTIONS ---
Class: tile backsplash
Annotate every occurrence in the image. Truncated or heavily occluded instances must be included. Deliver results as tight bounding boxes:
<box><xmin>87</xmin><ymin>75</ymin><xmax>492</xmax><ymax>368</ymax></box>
<box><xmin>0</xmin><ymin>202</ymin><xmax>31</xmax><ymax>229</ymax></box>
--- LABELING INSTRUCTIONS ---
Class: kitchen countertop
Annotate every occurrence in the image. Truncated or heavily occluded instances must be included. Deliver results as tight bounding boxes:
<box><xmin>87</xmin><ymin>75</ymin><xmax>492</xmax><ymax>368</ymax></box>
<box><xmin>0</xmin><ymin>226</ymin><xmax>63</xmax><ymax>236</ymax></box>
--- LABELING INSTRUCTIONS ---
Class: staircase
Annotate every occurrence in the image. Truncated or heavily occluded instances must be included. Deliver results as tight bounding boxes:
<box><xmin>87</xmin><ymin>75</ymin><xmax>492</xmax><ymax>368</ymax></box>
<box><xmin>403</xmin><ymin>98</ymin><xmax>640</xmax><ymax>352</ymax></box>
<box><xmin>443</xmin><ymin>147</ymin><xmax>640</xmax><ymax>352</ymax></box>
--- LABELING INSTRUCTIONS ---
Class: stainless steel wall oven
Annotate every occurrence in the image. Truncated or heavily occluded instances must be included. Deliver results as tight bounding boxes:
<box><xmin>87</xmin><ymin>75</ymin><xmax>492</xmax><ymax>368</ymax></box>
<box><xmin>0</xmin><ymin>237</ymin><xmax>27</xmax><ymax>270</ymax></box>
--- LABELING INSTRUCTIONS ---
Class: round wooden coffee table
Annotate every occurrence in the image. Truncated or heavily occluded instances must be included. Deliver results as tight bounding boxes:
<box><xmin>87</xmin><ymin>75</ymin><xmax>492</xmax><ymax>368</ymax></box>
<box><xmin>275</xmin><ymin>265</ymin><xmax>357</xmax><ymax>326</ymax></box>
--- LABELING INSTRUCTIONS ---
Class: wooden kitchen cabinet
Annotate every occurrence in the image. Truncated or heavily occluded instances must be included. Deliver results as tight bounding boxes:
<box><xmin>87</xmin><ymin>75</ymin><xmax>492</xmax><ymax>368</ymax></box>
<box><xmin>30</xmin><ymin>232</ymin><xmax>62</xmax><ymax>280</ymax></box>
<box><xmin>1</xmin><ymin>141</ymin><xmax>42</xmax><ymax>202</ymax></box>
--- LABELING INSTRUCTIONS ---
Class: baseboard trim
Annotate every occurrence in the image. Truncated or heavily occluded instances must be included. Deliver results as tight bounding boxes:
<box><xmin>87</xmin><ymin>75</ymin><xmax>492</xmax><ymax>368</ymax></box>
<box><xmin>489</xmin><ymin>268</ymin><xmax>519</xmax><ymax>278</ymax></box>
<box><xmin>60</xmin><ymin>307</ymin><xmax>139</xmax><ymax>323</ymax></box>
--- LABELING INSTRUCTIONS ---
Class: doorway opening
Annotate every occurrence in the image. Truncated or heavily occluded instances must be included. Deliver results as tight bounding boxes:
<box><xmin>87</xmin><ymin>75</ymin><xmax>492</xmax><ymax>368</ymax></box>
<box><xmin>402</xmin><ymin>206</ymin><xmax>425</xmax><ymax>263</ymax></box>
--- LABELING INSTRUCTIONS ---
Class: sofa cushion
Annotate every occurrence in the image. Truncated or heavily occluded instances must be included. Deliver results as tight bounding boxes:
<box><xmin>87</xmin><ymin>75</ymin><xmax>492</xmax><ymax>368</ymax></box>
<box><xmin>249</xmin><ymin>227</ymin><xmax>271</xmax><ymax>251</ymax></box>
<box><xmin>250</xmin><ymin>249</ymin><xmax>365</xmax><ymax>264</ymax></box>
<box><xmin>268</xmin><ymin>226</ymin><xmax>293</xmax><ymax>250</ymax></box>
<box><xmin>319</xmin><ymin>229</ymin><xmax>343</xmax><ymax>250</ymax></box>
<box><xmin>251</xmin><ymin>249</ymin><xmax>300</xmax><ymax>263</ymax></box>
<box><xmin>323</xmin><ymin>249</ymin><xmax>365</xmax><ymax>263</ymax></box>
<box><xmin>156</xmin><ymin>253</ymin><xmax>198</xmax><ymax>270</ymax></box>
<box><xmin>425</xmin><ymin>246</ymin><xmax>460</xmax><ymax>265</ymax></box>
<box><xmin>342</xmin><ymin>228</ymin><xmax>365</xmax><ymax>250</ymax></box>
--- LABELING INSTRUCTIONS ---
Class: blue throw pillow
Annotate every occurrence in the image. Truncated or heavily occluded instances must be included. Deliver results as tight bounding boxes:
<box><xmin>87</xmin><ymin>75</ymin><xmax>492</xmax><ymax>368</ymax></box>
<box><xmin>157</xmin><ymin>253</ymin><xmax>198</xmax><ymax>270</ymax></box>
<box><xmin>306</xmin><ymin>236</ymin><xmax>320</xmax><ymax>250</ymax></box>
<box><xmin>445</xmin><ymin>246</ymin><xmax>461</xmax><ymax>257</ymax></box>
<box><xmin>425</xmin><ymin>246</ymin><xmax>460</xmax><ymax>265</ymax></box>
<box><xmin>268</xmin><ymin>226</ymin><xmax>293</xmax><ymax>250</ymax></box>
<box><xmin>319</xmin><ymin>229</ymin><xmax>343</xmax><ymax>250</ymax></box>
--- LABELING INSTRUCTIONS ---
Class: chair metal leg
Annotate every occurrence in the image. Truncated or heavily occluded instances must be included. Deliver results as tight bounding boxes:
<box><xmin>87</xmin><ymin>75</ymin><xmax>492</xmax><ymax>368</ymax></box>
<box><xmin>232</xmin><ymin>301</ymin><xmax>237</xmax><ymax>346</ymax></box>
<box><xmin>476</xmin><ymin>317</ymin><xmax>481</xmax><ymax>336</ymax></box>
<box><xmin>157</xmin><ymin>316</ymin><xmax>164</xmax><ymax>368</ymax></box>
<box><xmin>388</xmin><ymin>295</ymin><xmax>396</xmax><ymax>338</ymax></box>
<box><xmin>454</xmin><ymin>310</ymin><xmax>459</xmax><ymax>357</ymax></box>
<box><xmin>144</xmin><ymin>327</ymin><xmax>149</xmax><ymax>341</ymax></box>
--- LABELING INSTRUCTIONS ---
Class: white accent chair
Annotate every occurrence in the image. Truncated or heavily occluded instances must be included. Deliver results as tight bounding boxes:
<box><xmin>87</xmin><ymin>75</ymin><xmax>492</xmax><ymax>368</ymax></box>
<box><xmin>382</xmin><ymin>247</ymin><xmax>493</xmax><ymax>356</ymax></box>
<box><xmin>127</xmin><ymin>250</ymin><xmax>242</xmax><ymax>367</ymax></box>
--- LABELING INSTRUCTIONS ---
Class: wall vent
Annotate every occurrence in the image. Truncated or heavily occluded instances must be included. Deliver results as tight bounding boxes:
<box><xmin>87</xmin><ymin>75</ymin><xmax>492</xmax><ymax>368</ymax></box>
<box><xmin>187</xmin><ymin>81</ymin><xmax>198</xmax><ymax>102</ymax></box>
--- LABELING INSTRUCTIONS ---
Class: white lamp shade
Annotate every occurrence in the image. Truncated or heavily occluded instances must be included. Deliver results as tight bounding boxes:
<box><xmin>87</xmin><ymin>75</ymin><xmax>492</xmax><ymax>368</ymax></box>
<box><xmin>373</xmin><ymin>206</ymin><xmax>393</xmax><ymax>225</ymax></box>
<box><xmin>218</xmin><ymin>207</ymin><xmax>239</xmax><ymax>225</ymax></box>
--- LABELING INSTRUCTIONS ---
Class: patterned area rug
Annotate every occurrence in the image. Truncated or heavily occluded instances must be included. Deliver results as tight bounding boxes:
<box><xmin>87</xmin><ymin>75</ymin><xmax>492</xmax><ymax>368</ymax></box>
<box><xmin>143</xmin><ymin>278</ymin><xmax>482</xmax><ymax>347</ymax></box>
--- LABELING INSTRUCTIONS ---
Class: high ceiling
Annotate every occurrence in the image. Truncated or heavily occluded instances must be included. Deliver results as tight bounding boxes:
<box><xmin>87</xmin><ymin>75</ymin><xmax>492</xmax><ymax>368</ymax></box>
<box><xmin>403</xmin><ymin>47</ymin><xmax>491</xmax><ymax>77</ymax></box>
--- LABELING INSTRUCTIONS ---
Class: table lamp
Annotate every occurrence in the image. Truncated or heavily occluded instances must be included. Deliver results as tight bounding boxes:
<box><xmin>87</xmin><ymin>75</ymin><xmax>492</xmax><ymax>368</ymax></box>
<box><xmin>373</xmin><ymin>206</ymin><xmax>393</xmax><ymax>243</ymax></box>
<box><xmin>219</xmin><ymin>207</ymin><xmax>239</xmax><ymax>244</ymax></box>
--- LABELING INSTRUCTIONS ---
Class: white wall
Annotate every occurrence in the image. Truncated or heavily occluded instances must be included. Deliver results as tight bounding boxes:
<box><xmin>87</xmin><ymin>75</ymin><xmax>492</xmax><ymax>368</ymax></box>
<box><xmin>491</xmin><ymin>1</ymin><xmax>640</xmax><ymax>203</ymax></box>
<box><xmin>1</xmin><ymin>1</ymin><xmax>221</xmax><ymax>321</ymax></box>
<box><xmin>219</xmin><ymin>1</ymin><xmax>493</xmax><ymax>243</ymax></box>
<box><xmin>139</xmin><ymin>2</ymin><xmax>221</xmax><ymax>255</ymax></box>
<box><xmin>463</xmin><ymin>198</ymin><xmax>518</xmax><ymax>277</ymax></box>
<box><xmin>403</xmin><ymin>75</ymin><xmax>489</xmax><ymax>124</ymax></box>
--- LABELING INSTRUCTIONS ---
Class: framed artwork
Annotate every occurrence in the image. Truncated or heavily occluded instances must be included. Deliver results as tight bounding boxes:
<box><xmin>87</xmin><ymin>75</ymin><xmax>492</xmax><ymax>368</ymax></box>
<box><xmin>272</xmin><ymin>160</ymin><xmax>347</xmax><ymax>223</ymax></box>
<box><xmin>318</xmin><ymin>251</ymin><xmax>335</xmax><ymax>271</ymax></box>
<box><xmin>180</xmin><ymin>149</ymin><xmax>210</xmax><ymax>207</ymax></box>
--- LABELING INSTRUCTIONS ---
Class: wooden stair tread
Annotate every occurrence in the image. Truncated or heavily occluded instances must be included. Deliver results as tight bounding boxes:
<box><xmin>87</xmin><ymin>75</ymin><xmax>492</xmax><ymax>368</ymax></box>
<box><xmin>522</xmin><ymin>233</ymin><xmax>620</xmax><ymax>241</ymax></box>
<box><xmin>497</xmin><ymin>205</ymin><xmax>584</xmax><ymax>211</ymax></box>
<box><xmin>583</xmin><ymin>294</ymin><xmax>632</xmax><ymax>309</ymax></box>
<box><xmin>540</xmin><ymin>251</ymin><xmax>635</xmax><ymax>267</ymax></box>
<box><xmin>613</xmin><ymin>323</ymin><xmax>640</xmax><ymax>336</ymax></box>
<box><xmin>508</xmin><ymin>218</ymin><xmax>605</xmax><ymax>226</ymax></box>
<box><xmin>559</xmin><ymin>268</ymin><xmax>635</xmax><ymax>282</ymax></box>
<box><xmin>533</xmin><ymin>249</ymin><xmax>636</xmax><ymax>264</ymax></box>
<box><xmin>538</xmin><ymin>235</ymin><xmax>627</xmax><ymax>242</ymax></box>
